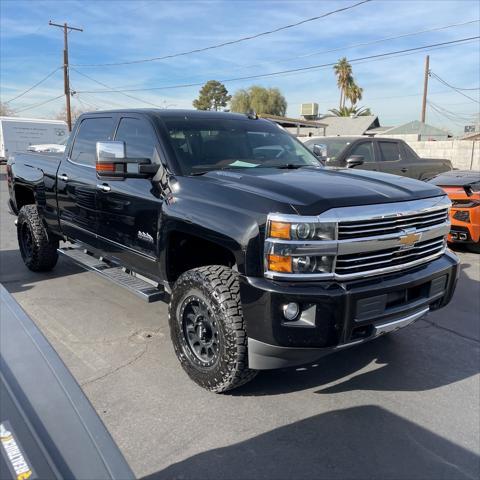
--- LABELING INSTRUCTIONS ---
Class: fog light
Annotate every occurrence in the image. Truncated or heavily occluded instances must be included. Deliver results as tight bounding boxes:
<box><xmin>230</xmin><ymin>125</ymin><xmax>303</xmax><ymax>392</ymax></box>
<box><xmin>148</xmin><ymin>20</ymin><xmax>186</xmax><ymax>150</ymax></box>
<box><xmin>283</xmin><ymin>302</ymin><xmax>300</xmax><ymax>321</ymax></box>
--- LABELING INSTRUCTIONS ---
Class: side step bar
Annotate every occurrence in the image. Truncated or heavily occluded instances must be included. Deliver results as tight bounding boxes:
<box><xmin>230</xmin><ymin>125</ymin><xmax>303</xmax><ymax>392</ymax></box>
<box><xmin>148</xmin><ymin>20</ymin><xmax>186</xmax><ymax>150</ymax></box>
<box><xmin>58</xmin><ymin>247</ymin><xmax>164</xmax><ymax>303</ymax></box>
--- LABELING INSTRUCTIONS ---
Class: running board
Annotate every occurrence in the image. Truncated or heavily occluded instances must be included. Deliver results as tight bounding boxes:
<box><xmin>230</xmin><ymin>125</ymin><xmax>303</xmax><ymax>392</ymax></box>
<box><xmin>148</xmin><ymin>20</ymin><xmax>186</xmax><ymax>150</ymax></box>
<box><xmin>57</xmin><ymin>247</ymin><xmax>164</xmax><ymax>303</ymax></box>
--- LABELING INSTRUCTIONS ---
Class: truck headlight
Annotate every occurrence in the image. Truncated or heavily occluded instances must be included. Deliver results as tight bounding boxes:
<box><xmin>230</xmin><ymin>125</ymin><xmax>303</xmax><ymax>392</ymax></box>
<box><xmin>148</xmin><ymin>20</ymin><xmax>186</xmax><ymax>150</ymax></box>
<box><xmin>269</xmin><ymin>220</ymin><xmax>336</xmax><ymax>241</ymax></box>
<box><xmin>265</xmin><ymin>215</ymin><xmax>337</xmax><ymax>277</ymax></box>
<box><xmin>267</xmin><ymin>254</ymin><xmax>334</xmax><ymax>274</ymax></box>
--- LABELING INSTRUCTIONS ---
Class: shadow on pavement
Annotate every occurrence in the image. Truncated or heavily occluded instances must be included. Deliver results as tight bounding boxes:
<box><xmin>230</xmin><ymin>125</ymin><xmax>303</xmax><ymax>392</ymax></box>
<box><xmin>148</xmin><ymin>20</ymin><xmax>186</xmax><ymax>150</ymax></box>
<box><xmin>143</xmin><ymin>406</ymin><xmax>479</xmax><ymax>480</ymax></box>
<box><xmin>232</xmin><ymin>263</ymin><xmax>479</xmax><ymax>397</ymax></box>
<box><xmin>0</xmin><ymin>249</ymin><xmax>84</xmax><ymax>294</ymax></box>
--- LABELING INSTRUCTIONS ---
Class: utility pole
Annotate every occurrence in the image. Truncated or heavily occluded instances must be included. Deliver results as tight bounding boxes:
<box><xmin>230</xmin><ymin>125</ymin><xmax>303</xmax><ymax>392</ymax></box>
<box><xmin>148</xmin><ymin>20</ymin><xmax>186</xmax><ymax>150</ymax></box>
<box><xmin>421</xmin><ymin>55</ymin><xmax>430</xmax><ymax>124</ymax></box>
<box><xmin>49</xmin><ymin>21</ymin><xmax>83</xmax><ymax>131</ymax></box>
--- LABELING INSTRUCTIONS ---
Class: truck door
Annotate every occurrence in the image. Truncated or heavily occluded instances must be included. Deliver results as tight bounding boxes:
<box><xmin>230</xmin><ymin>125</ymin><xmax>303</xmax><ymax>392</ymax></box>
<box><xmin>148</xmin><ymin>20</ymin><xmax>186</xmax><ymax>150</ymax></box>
<box><xmin>347</xmin><ymin>140</ymin><xmax>378</xmax><ymax>171</ymax></box>
<box><xmin>377</xmin><ymin>140</ymin><xmax>410</xmax><ymax>177</ymax></box>
<box><xmin>57</xmin><ymin>116</ymin><xmax>116</xmax><ymax>247</ymax></box>
<box><xmin>96</xmin><ymin>115</ymin><xmax>163</xmax><ymax>277</ymax></box>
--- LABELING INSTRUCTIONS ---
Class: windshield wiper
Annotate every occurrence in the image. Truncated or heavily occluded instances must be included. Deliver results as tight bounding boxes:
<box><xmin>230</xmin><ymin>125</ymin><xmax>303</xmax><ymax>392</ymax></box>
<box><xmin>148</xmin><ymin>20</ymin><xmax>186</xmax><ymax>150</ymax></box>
<box><xmin>273</xmin><ymin>164</ymin><xmax>310</xmax><ymax>169</ymax></box>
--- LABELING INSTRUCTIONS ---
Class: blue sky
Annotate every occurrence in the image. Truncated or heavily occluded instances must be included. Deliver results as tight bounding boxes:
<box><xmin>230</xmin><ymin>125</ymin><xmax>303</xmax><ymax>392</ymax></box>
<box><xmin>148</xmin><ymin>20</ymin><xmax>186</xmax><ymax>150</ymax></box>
<box><xmin>1</xmin><ymin>0</ymin><xmax>479</xmax><ymax>133</ymax></box>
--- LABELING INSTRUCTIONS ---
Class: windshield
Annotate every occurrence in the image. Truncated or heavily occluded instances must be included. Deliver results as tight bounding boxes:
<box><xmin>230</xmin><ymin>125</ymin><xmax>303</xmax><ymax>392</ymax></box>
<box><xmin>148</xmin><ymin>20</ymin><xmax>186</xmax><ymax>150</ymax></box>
<box><xmin>163</xmin><ymin>118</ymin><xmax>321</xmax><ymax>175</ymax></box>
<box><xmin>305</xmin><ymin>138</ymin><xmax>352</xmax><ymax>161</ymax></box>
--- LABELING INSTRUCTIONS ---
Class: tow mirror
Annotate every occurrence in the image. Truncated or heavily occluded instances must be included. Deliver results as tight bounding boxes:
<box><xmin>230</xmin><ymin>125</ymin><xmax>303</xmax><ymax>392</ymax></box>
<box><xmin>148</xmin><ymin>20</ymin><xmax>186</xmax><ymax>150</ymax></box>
<box><xmin>346</xmin><ymin>155</ymin><xmax>364</xmax><ymax>168</ymax></box>
<box><xmin>312</xmin><ymin>143</ymin><xmax>327</xmax><ymax>158</ymax></box>
<box><xmin>96</xmin><ymin>141</ymin><xmax>158</xmax><ymax>178</ymax></box>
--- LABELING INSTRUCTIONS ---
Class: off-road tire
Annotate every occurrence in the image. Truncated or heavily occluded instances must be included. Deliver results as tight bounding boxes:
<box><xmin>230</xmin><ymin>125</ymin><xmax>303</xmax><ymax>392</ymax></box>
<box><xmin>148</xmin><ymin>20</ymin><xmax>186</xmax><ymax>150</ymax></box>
<box><xmin>169</xmin><ymin>265</ymin><xmax>257</xmax><ymax>393</ymax></box>
<box><xmin>17</xmin><ymin>205</ymin><xmax>59</xmax><ymax>271</ymax></box>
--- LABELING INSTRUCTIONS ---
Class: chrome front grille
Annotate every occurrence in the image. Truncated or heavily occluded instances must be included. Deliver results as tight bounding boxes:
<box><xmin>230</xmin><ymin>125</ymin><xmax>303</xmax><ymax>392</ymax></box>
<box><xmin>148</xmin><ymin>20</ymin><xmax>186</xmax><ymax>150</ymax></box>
<box><xmin>338</xmin><ymin>207</ymin><xmax>449</xmax><ymax>240</ymax></box>
<box><xmin>264</xmin><ymin>196</ymin><xmax>451</xmax><ymax>281</ymax></box>
<box><xmin>335</xmin><ymin>237</ymin><xmax>446</xmax><ymax>277</ymax></box>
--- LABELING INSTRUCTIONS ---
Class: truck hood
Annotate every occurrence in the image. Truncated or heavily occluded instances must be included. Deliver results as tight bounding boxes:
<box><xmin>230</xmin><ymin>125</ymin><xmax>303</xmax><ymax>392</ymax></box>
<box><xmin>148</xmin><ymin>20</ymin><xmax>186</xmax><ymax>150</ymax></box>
<box><xmin>201</xmin><ymin>167</ymin><xmax>445</xmax><ymax>215</ymax></box>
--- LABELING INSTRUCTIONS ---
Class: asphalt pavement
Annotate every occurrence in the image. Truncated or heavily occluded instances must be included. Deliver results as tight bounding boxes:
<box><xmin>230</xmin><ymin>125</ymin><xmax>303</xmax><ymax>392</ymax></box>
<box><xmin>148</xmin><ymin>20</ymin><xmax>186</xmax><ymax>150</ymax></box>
<box><xmin>1</xmin><ymin>166</ymin><xmax>479</xmax><ymax>479</ymax></box>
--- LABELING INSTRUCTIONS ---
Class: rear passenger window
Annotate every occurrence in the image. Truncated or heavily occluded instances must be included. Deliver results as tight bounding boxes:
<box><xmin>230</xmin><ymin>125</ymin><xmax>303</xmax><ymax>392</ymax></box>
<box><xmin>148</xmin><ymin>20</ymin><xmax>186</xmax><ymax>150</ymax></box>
<box><xmin>115</xmin><ymin>117</ymin><xmax>156</xmax><ymax>159</ymax></box>
<box><xmin>378</xmin><ymin>142</ymin><xmax>401</xmax><ymax>162</ymax></box>
<box><xmin>70</xmin><ymin>117</ymin><xmax>114</xmax><ymax>165</ymax></box>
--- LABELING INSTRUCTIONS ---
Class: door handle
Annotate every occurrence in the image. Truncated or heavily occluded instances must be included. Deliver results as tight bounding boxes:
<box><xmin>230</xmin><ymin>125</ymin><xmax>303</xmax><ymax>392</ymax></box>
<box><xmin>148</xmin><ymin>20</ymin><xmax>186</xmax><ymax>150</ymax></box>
<box><xmin>401</xmin><ymin>168</ymin><xmax>408</xmax><ymax>173</ymax></box>
<box><xmin>58</xmin><ymin>173</ymin><xmax>69</xmax><ymax>181</ymax></box>
<box><xmin>97</xmin><ymin>183</ymin><xmax>111</xmax><ymax>192</ymax></box>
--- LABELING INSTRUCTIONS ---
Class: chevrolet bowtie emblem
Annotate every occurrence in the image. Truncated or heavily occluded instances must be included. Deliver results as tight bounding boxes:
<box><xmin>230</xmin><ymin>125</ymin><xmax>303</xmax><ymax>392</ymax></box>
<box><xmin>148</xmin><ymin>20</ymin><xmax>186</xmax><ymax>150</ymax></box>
<box><xmin>399</xmin><ymin>231</ymin><xmax>422</xmax><ymax>249</ymax></box>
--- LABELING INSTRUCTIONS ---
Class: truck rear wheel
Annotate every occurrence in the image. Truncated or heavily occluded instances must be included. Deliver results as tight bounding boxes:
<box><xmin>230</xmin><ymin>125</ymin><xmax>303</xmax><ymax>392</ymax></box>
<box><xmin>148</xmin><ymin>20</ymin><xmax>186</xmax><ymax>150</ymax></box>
<box><xmin>17</xmin><ymin>205</ymin><xmax>59</xmax><ymax>272</ymax></box>
<box><xmin>168</xmin><ymin>265</ymin><xmax>257</xmax><ymax>393</ymax></box>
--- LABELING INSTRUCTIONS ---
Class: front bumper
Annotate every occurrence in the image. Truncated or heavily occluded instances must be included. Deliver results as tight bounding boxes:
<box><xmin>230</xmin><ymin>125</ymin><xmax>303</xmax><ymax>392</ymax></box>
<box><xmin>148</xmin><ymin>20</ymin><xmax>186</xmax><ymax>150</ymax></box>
<box><xmin>240</xmin><ymin>250</ymin><xmax>459</xmax><ymax>370</ymax></box>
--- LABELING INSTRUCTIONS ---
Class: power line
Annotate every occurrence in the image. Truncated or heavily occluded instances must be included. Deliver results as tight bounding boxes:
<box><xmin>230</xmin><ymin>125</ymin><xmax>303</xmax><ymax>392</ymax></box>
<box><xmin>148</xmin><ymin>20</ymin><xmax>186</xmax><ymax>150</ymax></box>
<box><xmin>3</xmin><ymin>67</ymin><xmax>62</xmax><ymax>104</ymax></box>
<box><xmin>430</xmin><ymin>71</ymin><xmax>480</xmax><ymax>103</ymax></box>
<box><xmin>70</xmin><ymin>67</ymin><xmax>165</xmax><ymax>107</ymax></box>
<box><xmin>427</xmin><ymin>101</ymin><xmax>467</xmax><ymax>127</ymax></box>
<box><xmin>428</xmin><ymin>100</ymin><xmax>478</xmax><ymax>119</ymax></box>
<box><xmin>99</xmin><ymin>18</ymin><xmax>480</xmax><ymax>89</ymax></box>
<box><xmin>14</xmin><ymin>94</ymin><xmax>64</xmax><ymax>114</ymax></box>
<box><xmin>226</xmin><ymin>19</ymin><xmax>480</xmax><ymax>73</ymax></box>
<box><xmin>72</xmin><ymin>0</ymin><xmax>372</xmax><ymax>67</ymax></box>
<box><xmin>76</xmin><ymin>36</ymin><xmax>480</xmax><ymax>94</ymax></box>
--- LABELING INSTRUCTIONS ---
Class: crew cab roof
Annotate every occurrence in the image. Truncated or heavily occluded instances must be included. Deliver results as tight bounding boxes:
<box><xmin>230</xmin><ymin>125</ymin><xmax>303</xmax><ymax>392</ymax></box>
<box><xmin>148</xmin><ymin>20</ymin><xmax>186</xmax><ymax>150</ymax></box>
<box><xmin>78</xmin><ymin>109</ymin><xmax>259</xmax><ymax>122</ymax></box>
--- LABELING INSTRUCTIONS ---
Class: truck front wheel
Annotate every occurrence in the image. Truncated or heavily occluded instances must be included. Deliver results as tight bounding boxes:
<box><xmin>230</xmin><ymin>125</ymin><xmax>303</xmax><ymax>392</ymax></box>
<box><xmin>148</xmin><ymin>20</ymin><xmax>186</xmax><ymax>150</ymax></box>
<box><xmin>169</xmin><ymin>265</ymin><xmax>257</xmax><ymax>393</ymax></box>
<box><xmin>17</xmin><ymin>205</ymin><xmax>59</xmax><ymax>272</ymax></box>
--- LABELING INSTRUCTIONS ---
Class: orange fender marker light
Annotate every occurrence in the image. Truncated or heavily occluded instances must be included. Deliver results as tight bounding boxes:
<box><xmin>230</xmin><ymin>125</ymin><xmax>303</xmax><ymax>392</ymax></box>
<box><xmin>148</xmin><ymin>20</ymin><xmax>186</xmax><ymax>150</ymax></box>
<box><xmin>269</xmin><ymin>221</ymin><xmax>291</xmax><ymax>239</ymax></box>
<box><xmin>267</xmin><ymin>254</ymin><xmax>292</xmax><ymax>273</ymax></box>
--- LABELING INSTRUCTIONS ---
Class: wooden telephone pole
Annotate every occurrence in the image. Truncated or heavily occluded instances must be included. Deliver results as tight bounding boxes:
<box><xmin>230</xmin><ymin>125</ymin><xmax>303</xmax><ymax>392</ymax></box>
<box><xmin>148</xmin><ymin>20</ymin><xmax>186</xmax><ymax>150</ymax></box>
<box><xmin>421</xmin><ymin>55</ymin><xmax>430</xmax><ymax>123</ymax></box>
<box><xmin>49</xmin><ymin>21</ymin><xmax>83</xmax><ymax>131</ymax></box>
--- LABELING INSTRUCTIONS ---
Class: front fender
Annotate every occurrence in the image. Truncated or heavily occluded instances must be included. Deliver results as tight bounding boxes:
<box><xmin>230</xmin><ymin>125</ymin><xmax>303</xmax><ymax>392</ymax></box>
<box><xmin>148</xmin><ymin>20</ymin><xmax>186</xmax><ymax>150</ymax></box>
<box><xmin>161</xmin><ymin>198</ymin><xmax>264</xmax><ymax>276</ymax></box>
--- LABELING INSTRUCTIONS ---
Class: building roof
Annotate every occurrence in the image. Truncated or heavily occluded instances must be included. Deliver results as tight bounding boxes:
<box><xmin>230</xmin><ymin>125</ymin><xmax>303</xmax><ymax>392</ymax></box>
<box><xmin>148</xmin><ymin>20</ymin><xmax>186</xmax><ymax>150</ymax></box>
<box><xmin>318</xmin><ymin>115</ymin><xmax>380</xmax><ymax>136</ymax></box>
<box><xmin>259</xmin><ymin>114</ymin><xmax>327</xmax><ymax>128</ymax></box>
<box><xmin>381</xmin><ymin>120</ymin><xmax>452</xmax><ymax>137</ymax></box>
<box><xmin>364</xmin><ymin>126</ymin><xmax>392</xmax><ymax>135</ymax></box>
<box><xmin>461</xmin><ymin>131</ymin><xmax>480</xmax><ymax>140</ymax></box>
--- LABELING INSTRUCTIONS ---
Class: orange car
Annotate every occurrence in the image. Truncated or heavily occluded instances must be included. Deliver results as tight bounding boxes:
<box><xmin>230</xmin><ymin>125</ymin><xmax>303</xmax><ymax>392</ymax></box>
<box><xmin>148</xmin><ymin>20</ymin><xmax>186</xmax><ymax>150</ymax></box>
<box><xmin>430</xmin><ymin>170</ymin><xmax>480</xmax><ymax>253</ymax></box>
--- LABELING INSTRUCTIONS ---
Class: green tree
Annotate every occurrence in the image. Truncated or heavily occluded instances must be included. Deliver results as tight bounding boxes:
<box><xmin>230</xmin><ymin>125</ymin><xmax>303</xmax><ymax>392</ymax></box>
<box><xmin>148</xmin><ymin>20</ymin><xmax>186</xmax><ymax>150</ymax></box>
<box><xmin>346</xmin><ymin>83</ymin><xmax>363</xmax><ymax>106</ymax></box>
<box><xmin>193</xmin><ymin>80</ymin><xmax>231</xmax><ymax>111</ymax></box>
<box><xmin>230</xmin><ymin>85</ymin><xmax>287</xmax><ymax>116</ymax></box>
<box><xmin>333</xmin><ymin>57</ymin><xmax>353</xmax><ymax>109</ymax></box>
<box><xmin>0</xmin><ymin>102</ymin><xmax>16</xmax><ymax>116</ymax></box>
<box><xmin>332</xmin><ymin>57</ymin><xmax>370</xmax><ymax>115</ymax></box>
<box><xmin>328</xmin><ymin>105</ymin><xmax>372</xmax><ymax>117</ymax></box>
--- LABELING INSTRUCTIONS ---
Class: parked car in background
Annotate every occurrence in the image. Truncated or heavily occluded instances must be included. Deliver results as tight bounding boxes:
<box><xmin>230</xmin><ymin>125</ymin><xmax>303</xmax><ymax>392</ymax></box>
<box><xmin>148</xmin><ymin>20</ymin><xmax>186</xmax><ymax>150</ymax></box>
<box><xmin>0</xmin><ymin>117</ymin><xmax>68</xmax><ymax>163</ymax></box>
<box><xmin>6</xmin><ymin>109</ymin><xmax>459</xmax><ymax>393</ymax></box>
<box><xmin>302</xmin><ymin>136</ymin><xmax>452</xmax><ymax>180</ymax></box>
<box><xmin>429</xmin><ymin>170</ymin><xmax>480</xmax><ymax>253</ymax></box>
<box><xmin>27</xmin><ymin>135</ymin><xmax>69</xmax><ymax>153</ymax></box>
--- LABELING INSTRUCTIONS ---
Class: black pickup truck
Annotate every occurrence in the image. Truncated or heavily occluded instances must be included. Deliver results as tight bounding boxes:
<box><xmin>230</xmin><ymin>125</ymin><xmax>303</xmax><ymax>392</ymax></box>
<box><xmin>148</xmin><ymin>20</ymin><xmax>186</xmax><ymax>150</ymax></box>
<box><xmin>6</xmin><ymin>109</ymin><xmax>459</xmax><ymax>393</ymax></box>
<box><xmin>303</xmin><ymin>136</ymin><xmax>452</xmax><ymax>180</ymax></box>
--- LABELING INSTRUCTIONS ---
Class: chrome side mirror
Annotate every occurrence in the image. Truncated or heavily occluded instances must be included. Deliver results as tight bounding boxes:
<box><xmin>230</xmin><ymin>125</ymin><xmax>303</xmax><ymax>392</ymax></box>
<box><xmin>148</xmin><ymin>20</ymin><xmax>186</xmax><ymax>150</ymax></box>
<box><xmin>96</xmin><ymin>141</ymin><xmax>126</xmax><ymax>163</ymax></box>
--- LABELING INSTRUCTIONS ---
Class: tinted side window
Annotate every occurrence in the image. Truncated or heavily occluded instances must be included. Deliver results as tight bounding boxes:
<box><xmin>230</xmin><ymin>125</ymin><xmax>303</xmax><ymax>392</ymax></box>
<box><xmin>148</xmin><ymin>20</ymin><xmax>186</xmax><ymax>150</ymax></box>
<box><xmin>115</xmin><ymin>117</ymin><xmax>156</xmax><ymax>159</ymax></box>
<box><xmin>402</xmin><ymin>142</ymin><xmax>418</xmax><ymax>159</ymax></box>
<box><xmin>350</xmin><ymin>142</ymin><xmax>374</xmax><ymax>162</ymax></box>
<box><xmin>70</xmin><ymin>117</ymin><xmax>114</xmax><ymax>165</ymax></box>
<box><xmin>378</xmin><ymin>142</ymin><xmax>401</xmax><ymax>162</ymax></box>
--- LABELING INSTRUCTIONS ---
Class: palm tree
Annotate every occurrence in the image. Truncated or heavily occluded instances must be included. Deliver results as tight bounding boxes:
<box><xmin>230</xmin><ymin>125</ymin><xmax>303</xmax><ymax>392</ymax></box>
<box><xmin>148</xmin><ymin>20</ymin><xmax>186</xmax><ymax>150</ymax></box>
<box><xmin>333</xmin><ymin>57</ymin><xmax>352</xmax><ymax>109</ymax></box>
<box><xmin>346</xmin><ymin>83</ymin><xmax>363</xmax><ymax>106</ymax></box>
<box><xmin>328</xmin><ymin>106</ymin><xmax>372</xmax><ymax>117</ymax></box>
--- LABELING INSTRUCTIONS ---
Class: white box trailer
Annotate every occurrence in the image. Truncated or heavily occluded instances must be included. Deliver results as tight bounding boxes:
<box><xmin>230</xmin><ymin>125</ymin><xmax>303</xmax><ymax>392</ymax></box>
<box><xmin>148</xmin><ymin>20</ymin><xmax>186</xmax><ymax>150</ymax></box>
<box><xmin>0</xmin><ymin>117</ymin><xmax>68</xmax><ymax>162</ymax></box>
